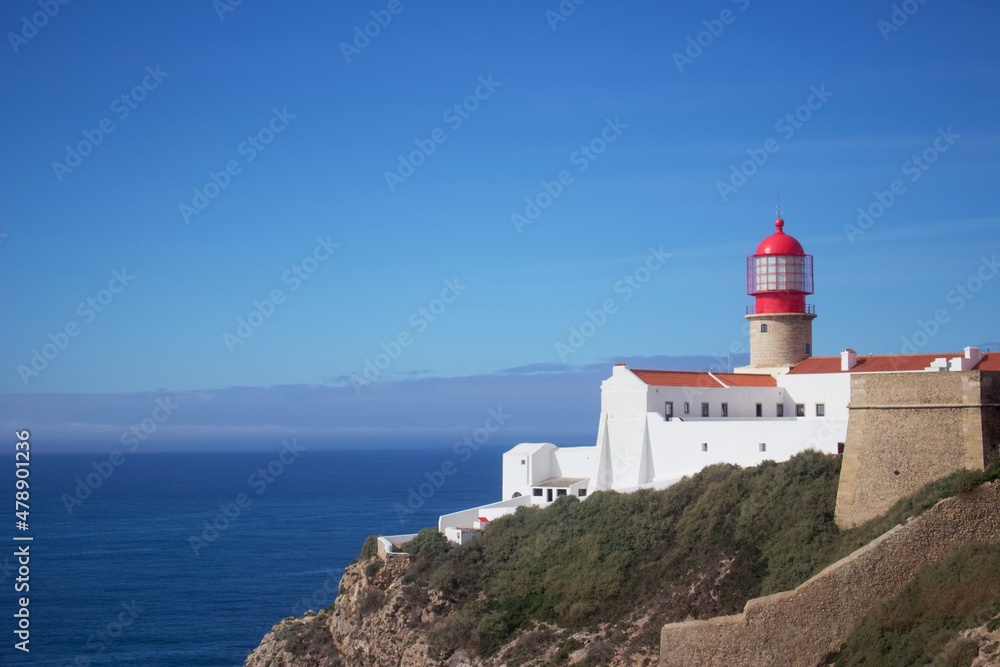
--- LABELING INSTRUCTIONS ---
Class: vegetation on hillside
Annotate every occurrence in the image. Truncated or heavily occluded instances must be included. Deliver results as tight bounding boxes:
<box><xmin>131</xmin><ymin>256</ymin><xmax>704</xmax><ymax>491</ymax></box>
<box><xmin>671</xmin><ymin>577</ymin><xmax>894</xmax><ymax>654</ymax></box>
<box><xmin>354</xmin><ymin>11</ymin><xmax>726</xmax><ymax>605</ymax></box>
<box><xmin>394</xmin><ymin>452</ymin><xmax>1000</xmax><ymax>662</ymax></box>
<box><xmin>832</xmin><ymin>544</ymin><xmax>1000</xmax><ymax>666</ymax></box>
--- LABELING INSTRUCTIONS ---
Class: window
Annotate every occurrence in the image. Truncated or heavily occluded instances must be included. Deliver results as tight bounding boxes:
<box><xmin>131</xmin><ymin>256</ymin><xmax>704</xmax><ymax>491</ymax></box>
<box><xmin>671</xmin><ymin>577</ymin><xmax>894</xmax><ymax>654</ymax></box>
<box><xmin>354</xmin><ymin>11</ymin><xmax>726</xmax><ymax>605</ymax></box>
<box><xmin>701</xmin><ymin>443</ymin><xmax>708</xmax><ymax>452</ymax></box>
<box><xmin>753</xmin><ymin>254</ymin><xmax>808</xmax><ymax>291</ymax></box>
<box><xmin>684</xmin><ymin>402</ymin><xmax>690</xmax><ymax>414</ymax></box>
<box><xmin>532</xmin><ymin>488</ymin><xmax>543</xmax><ymax>497</ymax></box>
<box><xmin>557</xmin><ymin>489</ymin><xmax>567</xmax><ymax>497</ymax></box>
<box><xmin>665</xmin><ymin>401</ymin><xmax>674</xmax><ymax>420</ymax></box>
<box><xmin>776</xmin><ymin>404</ymin><xmax>784</xmax><ymax>417</ymax></box>
<box><xmin>795</xmin><ymin>404</ymin><xmax>805</xmax><ymax>417</ymax></box>
<box><xmin>759</xmin><ymin>443</ymin><xmax>767</xmax><ymax>452</ymax></box>
<box><xmin>816</xmin><ymin>403</ymin><xmax>826</xmax><ymax>417</ymax></box>
<box><xmin>721</xmin><ymin>402</ymin><xmax>728</xmax><ymax>417</ymax></box>
<box><xmin>578</xmin><ymin>489</ymin><xmax>587</xmax><ymax>497</ymax></box>
<box><xmin>520</xmin><ymin>459</ymin><xmax>526</xmax><ymax>465</ymax></box>
<box><xmin>755</xmin><ymin>403</ymin><xmax>763</xmax><ymax>417</ymax></box>
<box><xmin>805</xmin><ymin>343</ymin><xmax>812</xmax><ymax>355</ymax></box>
<box><xmin>760</xmin><ymin>323</ymin><xmax>769</xmax><ymax>333</ymax></box>
<box><xmin>546</xmin><ymin>489</ymin><xmax>553</xmax><ymax>502</ymax></box>
<box><xmin>837</xmin><ymin>442</ymin><xmax>845</xmax><ymax>455</ymax></box>
<box><xmin>701</xmin><ymin>402</ymin><xmax>710</xmax><ymax>417</ymax></box>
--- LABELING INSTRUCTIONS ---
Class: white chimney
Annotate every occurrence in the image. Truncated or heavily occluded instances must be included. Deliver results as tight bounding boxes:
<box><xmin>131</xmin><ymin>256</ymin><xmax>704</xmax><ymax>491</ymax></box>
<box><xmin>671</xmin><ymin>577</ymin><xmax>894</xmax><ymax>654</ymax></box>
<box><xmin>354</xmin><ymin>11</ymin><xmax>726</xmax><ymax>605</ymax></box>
<box><xmin>841</xmin><ymin>348</ymin><xmax>857</xmax><ymax>371</ymax></box>
<box><xmin>949</xmin><ymin>346</ymin><xmax>983</xmax><ymax>371</ymax></box>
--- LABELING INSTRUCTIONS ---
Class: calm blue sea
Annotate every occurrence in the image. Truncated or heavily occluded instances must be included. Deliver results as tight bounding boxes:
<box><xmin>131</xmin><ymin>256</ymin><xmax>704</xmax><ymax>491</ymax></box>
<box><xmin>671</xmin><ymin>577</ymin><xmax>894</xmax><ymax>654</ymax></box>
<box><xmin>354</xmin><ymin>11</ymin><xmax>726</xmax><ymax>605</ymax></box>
<box><xmin>1</xmin><ymin>447</ymin><xmax>503</xmax><ymax>666</ymax></box>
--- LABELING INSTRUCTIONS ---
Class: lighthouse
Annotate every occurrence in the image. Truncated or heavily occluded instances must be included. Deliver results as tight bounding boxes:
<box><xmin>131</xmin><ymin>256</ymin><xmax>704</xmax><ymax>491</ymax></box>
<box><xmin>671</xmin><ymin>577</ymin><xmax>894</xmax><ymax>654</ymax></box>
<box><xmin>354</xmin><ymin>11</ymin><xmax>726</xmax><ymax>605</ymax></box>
<box><xmin>742</xmin><ymin>216</ymin><xmax>816</xmax><ymax>371</ymax></box>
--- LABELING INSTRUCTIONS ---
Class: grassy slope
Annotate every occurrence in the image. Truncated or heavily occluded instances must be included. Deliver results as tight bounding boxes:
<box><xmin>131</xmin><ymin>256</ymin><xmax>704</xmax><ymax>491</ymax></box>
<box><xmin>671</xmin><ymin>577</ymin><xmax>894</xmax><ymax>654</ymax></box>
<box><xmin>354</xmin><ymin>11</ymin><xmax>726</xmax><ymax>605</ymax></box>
<box><xmin>398</xmin><ymin>452</ymin><xmax>1000</xmax><ymax>661</ymax></box>
<box><xmin>832</xmin><ymin>544</ymin><xmax>1000</xmax><ymax>667</ymax></box>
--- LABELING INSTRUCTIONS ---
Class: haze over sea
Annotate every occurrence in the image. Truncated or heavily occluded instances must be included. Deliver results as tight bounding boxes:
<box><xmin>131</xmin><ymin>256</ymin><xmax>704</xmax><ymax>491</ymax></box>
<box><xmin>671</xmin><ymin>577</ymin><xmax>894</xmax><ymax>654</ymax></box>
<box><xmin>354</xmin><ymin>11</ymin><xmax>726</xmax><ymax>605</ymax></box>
<box><xmin>3</xmin><ymin>447</ymin><xmax>502</xmax><ymax>666</ymax></box>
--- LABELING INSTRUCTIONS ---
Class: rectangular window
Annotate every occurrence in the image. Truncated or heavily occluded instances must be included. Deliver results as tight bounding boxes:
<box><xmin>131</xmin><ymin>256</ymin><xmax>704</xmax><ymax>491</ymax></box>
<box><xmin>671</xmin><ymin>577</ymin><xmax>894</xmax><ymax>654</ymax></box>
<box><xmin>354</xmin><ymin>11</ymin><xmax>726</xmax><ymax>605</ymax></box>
<box><xmin>684</xmin><ymin>402</ymin><xmax>690</xmax><ymax>414</ymax></box>
<box><xmin>759</xmin><ymin>443</ymin><xmax>767</xmax><ymax>452</ymax></box>
<box><xmin>701</xmin><ymin>402</ymin><xmax>710</xmax><ymax>417</ymax></box>
<box><xmin>701</xmin><ymin>443</ymin><xmax>708</xmax><ymax>452</ymax></box>
<box><xmin>816</xmin><ymin>403</ymin><xmax>826</xmax><ymax>417</ymax></box>
<box><xmin>721</xmin><ymin>403</ymin><xmax>728</xmax><ymax>417</ymax></box>
<box><xmin>546</xmin><ymin>489</ymin><xmax>553</xmax><ymax>502</ymax></box>
<box><xmin>776</xmin><ymin>404</ymin><xmax>784</xmax><ymax>417</ymax></box>
<box><xmin>837</xmin><ymin>442</ymin><xmax>845</xmax><ymax>455</ymax></box>
<box><xmin>578</xmin><ymin>489</ymin><xmax>587</xmax><ymax>497</ymax></box>
<box><xmin>557</xmin><ymin>489</ymin><xmax>567</xmax><ymax>497</ymax></box>
<box><xmin>665</xmin><ymin>401</ymin><xmax>673</xmax><ymax>420</ymax></box>
<box><xmin>532</xmin><ymin>488</ymin><xmax>543</xmax><ymax>497</ymax></box>
<box><xmin>795</xmin><ymin>404</ymin><xmax>805</xmax><ymax>417</ymax></box>
<box><xmin>755</xmin><ymin>403</ymin><xmax>763</xmax><ymax>417</ymax></box>
<box><xmin>520</xmin><ymin>459</ymin><xmax>526</xmax><ymax>465</ymax></box>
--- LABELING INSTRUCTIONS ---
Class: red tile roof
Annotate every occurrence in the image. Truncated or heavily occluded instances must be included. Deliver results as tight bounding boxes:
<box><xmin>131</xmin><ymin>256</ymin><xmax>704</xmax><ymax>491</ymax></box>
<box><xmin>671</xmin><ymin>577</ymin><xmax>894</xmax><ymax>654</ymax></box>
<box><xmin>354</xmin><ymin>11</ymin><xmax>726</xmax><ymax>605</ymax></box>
<box><xmin>788</xmin><ymin>352</ymin><xmax>1000</xmax><ymax>374</ymax></box>
<box><xmin>630</xmin><ymin>369</ymin><xmax>776</xmax><ymax>388</ymax></box>
<box><xmin>974</xmin><ymin>353</ymin><xmax>1000</xmax><ymax>370</ymax></box>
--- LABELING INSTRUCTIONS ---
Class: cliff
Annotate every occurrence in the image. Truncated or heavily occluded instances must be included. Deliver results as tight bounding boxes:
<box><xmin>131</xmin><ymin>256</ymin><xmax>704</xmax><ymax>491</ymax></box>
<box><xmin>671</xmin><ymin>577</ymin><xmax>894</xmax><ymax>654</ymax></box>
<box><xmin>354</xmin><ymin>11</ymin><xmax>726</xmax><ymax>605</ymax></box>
<box><xmin>244</xmin><ymin>547</ymin><xmax>668</xmax><ymax>667</ymax></box>
<box><xmin>246</xmin><ymin>455</ymin><xmax>1000</xmax><ymax>667</ymax></box>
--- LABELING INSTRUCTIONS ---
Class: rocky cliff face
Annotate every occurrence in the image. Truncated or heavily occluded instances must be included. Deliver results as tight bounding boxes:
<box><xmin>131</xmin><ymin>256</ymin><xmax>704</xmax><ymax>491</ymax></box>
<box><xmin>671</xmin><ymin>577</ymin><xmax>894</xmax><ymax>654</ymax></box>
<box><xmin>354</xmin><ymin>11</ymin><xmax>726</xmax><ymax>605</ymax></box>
<box><xmin>245</xmin><ymin>551</ymin><xmax>667</xmax><ymax>667</ymax></box>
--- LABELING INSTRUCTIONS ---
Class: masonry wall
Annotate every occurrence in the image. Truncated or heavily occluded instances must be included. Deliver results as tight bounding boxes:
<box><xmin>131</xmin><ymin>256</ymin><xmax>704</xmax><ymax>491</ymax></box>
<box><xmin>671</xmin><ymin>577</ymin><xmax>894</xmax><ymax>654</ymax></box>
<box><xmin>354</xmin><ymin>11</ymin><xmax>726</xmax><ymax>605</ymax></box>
<box><xmin>835</xmin><ymin>370</ymin><xmax>999</xmax><ymax>529</ymax></box>
<box><xmin>660</xmin><ymin>481</ymin><xmax>1000</xmax><ymax>667</ymax></box>
<box><xmin>746</xmin><ymin>313</ymin><xmax>814</xmax><ymax>368</ymax></box>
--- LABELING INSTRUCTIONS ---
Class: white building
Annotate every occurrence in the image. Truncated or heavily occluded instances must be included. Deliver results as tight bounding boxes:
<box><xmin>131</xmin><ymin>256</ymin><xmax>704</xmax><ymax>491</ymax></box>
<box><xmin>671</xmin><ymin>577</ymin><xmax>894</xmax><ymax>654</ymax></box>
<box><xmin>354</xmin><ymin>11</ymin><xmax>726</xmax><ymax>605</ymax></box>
<box><xmin>435</xmin><ymin>217</ymin><xmax>994</xmax><ymax>544</ymax></box>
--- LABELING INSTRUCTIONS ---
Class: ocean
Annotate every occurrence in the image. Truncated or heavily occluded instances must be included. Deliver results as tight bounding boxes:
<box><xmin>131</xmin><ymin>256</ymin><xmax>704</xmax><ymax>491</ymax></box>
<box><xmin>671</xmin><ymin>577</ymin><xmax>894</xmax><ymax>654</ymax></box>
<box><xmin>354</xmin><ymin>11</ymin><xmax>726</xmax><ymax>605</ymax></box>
<box><xmin>2</xmin><ymin>446</ymin><xmax>504</xmax><ymax>666</ymax></box>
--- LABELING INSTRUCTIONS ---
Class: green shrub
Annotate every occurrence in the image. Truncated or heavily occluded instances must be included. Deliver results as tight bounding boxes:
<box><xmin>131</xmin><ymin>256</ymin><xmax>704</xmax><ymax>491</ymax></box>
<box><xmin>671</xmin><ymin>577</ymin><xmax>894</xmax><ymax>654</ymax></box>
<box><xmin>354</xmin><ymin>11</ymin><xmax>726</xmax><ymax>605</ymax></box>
<box><xmin>404</xmin><ymin>451</ymin><xmax>999</xmax><ymax>658</ymax></box>
<box><xmin>358</xmin><ymin>535</ymin><xmax>379</xmax><ymax>561</ymax></box>
<box><xmin>833</xmin><ymin>544</ymin><xmax>1000</xmax><ymax>666</ymax></box>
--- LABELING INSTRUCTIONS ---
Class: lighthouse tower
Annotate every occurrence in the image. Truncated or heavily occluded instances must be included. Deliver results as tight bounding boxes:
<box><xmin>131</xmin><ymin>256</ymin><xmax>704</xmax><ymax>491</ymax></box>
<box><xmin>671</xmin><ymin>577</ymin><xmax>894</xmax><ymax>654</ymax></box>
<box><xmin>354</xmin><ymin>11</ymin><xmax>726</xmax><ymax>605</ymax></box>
<box><xmin>741</xmin><ymin>216</ymin><xmax>816</xmax><ymax>373</ymax></box>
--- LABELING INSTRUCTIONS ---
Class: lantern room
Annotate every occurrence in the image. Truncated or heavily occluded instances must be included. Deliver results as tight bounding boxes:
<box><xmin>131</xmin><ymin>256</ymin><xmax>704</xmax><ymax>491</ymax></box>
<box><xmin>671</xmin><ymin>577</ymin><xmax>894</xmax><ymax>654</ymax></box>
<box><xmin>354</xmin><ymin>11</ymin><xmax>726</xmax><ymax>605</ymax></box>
<box><xmin>746</xmin><ymin>217</ymin><xmax>814</xmax><ymax>315</ymax></box>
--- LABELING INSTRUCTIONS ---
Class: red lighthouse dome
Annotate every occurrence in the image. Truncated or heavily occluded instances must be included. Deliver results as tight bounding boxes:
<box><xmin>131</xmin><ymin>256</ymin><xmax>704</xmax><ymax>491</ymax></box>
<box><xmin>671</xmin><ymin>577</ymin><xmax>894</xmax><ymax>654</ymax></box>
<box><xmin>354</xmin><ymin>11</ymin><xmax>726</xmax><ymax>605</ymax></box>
<box><xmin>747</xmin><ymin>217</ymin><xmax>814</xmax><ymax>315</ymax></box>
<box><xmin>755</xmin><ymin>217</ymin><xmax>805</xmax><ymax>256</ymax></box>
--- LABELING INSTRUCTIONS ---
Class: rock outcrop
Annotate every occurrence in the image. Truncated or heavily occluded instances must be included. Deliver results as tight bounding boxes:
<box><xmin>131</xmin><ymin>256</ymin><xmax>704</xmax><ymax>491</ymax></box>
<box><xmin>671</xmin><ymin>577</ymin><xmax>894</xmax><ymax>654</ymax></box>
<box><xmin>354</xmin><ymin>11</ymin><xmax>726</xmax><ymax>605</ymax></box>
<box><xmin>245</xmin><ymin>547</ymin><xmax>665</xmax><ymax>667</ymax></box>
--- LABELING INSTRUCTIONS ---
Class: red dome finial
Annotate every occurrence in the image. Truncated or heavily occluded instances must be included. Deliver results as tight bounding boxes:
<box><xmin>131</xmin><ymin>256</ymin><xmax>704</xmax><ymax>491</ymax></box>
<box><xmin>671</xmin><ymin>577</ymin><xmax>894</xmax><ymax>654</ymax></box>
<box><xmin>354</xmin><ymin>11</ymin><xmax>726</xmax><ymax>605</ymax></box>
<box><xmin>775</xmin><ymin>217</ymin><xmax>784</xmax><ymax>233</ymax></box>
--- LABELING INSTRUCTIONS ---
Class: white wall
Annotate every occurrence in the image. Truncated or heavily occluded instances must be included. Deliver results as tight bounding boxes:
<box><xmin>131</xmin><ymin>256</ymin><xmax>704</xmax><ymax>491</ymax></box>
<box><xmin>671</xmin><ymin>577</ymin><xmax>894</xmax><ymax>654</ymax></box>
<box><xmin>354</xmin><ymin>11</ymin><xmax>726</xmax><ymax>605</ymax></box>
<box><xmin>438</xmin><ymin>496</ymin><xmax>531</xmax><ymax>537</ymax></box>
<box><xmin>645</xmin><ymin>385</ymin><xmax>787</xmax><ymax>420</ymax></box>
<box><xmin>501</xmin><ymin>443</ymin><xmax>556</xmax><ymax>500</ymax></box>
<box><xmin>644</xmin><ymin>413</ymin><xmax>847</xmax><ymax>481</ymax></box>
<box><xmin>552</xmin><ymin>446</ymin><xmax>598</xmax><ymax>485</ymax></box>
<box><xmin>778</xmin><ymin>373</ymin><xmax>851</xmax><ymax>420</ymax></box>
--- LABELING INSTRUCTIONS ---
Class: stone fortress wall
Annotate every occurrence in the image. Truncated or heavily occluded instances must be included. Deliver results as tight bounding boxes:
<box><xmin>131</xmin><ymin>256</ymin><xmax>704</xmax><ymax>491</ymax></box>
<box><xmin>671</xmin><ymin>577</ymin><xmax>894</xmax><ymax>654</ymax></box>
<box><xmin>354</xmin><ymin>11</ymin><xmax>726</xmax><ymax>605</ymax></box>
<box><xmin>835</xmin><ymin>370</ymin><xmax>1000</xmax><ymax>528</ymax></box>
<box><xmin>661</xmin><ymin>481</ymin><xmax>1000</xmax><ymax>667</ymax></box>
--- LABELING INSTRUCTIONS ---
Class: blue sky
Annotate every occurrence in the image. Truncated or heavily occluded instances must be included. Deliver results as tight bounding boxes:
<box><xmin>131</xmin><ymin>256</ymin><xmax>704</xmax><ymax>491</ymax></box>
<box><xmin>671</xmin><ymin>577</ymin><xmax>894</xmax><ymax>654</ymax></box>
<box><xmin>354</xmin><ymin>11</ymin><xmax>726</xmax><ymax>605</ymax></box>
<box><xmin>2</xmin><ymin>1</ymin><xmax>998</xmax><ymax>449</ymax></box>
